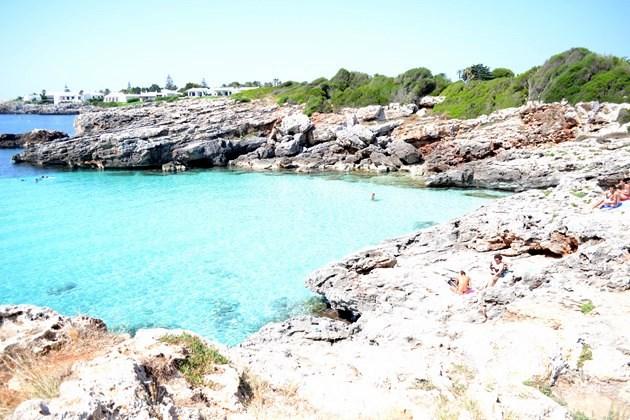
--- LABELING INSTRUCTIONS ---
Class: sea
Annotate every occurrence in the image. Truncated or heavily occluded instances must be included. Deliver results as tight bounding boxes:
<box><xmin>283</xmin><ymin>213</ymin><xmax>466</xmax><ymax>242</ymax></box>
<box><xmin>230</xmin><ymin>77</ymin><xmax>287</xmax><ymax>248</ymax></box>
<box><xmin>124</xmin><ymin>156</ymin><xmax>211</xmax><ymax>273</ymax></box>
<box><xmin>0</xmin><ymin>114</ymin><xmax>502</xmax><ymax>345</ymax></box>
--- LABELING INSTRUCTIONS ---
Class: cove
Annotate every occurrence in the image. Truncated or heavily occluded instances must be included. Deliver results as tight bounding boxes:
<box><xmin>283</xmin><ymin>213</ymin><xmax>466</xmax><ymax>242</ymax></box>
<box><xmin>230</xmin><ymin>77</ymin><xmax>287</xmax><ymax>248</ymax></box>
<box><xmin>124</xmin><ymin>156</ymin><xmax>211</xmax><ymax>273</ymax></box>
<box><xmin>0</xmin><ymin>150</ymin><xmax>503</xmax><ymax>345</ymax></box>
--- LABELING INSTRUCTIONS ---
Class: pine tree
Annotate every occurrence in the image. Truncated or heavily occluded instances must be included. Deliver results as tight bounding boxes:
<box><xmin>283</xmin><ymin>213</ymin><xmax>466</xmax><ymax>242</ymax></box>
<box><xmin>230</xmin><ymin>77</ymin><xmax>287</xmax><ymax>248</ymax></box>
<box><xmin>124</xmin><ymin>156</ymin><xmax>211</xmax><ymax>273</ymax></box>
<box><xmin>165</xmin><ymin>75</ymin><xmax>177</xmax><ymax>90</ymax></box>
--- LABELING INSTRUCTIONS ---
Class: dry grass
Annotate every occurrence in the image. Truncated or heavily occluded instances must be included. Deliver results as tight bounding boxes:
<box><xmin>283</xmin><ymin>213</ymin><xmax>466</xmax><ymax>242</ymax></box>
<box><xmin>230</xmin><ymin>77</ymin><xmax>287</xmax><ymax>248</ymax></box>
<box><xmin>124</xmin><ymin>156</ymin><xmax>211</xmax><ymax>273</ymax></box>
<box><xmin>0</xmin><ymin>327</ymin><xmax>119</xmax><ymax>417</ymax></box>
<box><xmin>238</xmin><ymin>369</ymin><xmax>322</xmax><ymax>420</ymax></box>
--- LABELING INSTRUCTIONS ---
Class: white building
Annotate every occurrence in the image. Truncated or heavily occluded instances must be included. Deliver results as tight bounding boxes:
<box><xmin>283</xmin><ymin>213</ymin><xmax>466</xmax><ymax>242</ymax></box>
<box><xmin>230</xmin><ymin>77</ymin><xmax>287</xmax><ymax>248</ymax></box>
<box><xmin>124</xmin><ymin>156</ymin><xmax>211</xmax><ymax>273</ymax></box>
<box><xmin>103</xmin><ymin>89</ymin><xmax>180</xmax><ymax>103</ymax></box>
<box><xmin>52</xmin><ymin>91</ymin><xmax>104</xmax><ymax>105</ymax></box>
<box><xmin>186</xmin><ymin>86</ymin><xmax>257</xmax><ymax>98</ymax></box>
<box><xmin>23</xmin><ymin>93</ymin><xmax>41</xmax><ymax>102</ymax></box>
<box><xmin>186</xmin><ymin>88</ymin><xmax>212</xmax><ymax>97</ymax></box>
<box><xmin>104</xmin><ymin>92</ymin><xmax>138</xmax><ymax>103</ymax></box>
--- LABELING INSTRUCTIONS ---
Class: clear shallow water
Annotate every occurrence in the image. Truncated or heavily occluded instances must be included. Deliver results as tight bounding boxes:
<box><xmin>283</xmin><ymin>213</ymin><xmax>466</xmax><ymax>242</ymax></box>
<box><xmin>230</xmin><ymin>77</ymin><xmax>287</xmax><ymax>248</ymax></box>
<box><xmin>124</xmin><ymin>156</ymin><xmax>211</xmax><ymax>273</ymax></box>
<box><xmin>0</xmin><ymin>114</ymin><xmax>76</xmax><ymax>135</ymax></box>
<box><xmin>0</xmin><ymin>149</ymin><xmax>502</xmax><ymax>345</ymax></box>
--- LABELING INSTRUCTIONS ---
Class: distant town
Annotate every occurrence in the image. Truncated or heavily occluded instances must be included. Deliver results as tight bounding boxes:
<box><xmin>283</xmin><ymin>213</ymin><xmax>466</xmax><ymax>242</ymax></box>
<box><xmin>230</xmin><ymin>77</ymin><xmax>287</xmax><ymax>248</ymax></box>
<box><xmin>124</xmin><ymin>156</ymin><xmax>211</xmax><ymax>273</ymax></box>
<box><xmin>15</xmin><ymin>75</ymin><xmax>281</xmax><ymax>106</ymax></box>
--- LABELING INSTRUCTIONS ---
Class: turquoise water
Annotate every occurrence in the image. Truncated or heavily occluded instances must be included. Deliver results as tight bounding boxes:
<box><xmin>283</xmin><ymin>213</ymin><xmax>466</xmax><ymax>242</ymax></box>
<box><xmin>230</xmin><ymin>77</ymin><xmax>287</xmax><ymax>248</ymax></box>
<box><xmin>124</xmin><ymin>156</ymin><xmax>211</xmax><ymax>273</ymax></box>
<box><xmin>0</xmin><ymin>149</ymin><xmax>499</xmax><ymax>345</ymax></box>
<box><xmin>0</xmin><ymin>114</ymin><xmax>76</xmax><ymax>135</ymax></box>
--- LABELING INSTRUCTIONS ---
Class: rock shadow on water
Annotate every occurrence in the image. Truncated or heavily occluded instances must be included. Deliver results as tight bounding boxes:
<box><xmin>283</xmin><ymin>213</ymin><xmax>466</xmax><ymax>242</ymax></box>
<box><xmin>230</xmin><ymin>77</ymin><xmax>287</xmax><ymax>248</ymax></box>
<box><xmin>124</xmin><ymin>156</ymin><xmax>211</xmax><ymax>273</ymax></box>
<box><xmin>463</xmin><ymin>191</ymin><xmax>506</xmax><ymax>199</ymax></box>
<box><xmin>47</xmin><ymin>282</ymin><xmax>78</xmax><ymax>296</ymax></box>
<box><xmin>413</xmin><ymin>221</ymin><xmax>437</xmax><ymax>230</ymax></box>
<box><xmin>208</xmin><ymin>297</ymin><xmax>244</xmax><ymax>330</ymax></box>
<box><xmin>115</xmin><ymin>320</ymin><xmax>183</xmax><ymax>336</ymax></box>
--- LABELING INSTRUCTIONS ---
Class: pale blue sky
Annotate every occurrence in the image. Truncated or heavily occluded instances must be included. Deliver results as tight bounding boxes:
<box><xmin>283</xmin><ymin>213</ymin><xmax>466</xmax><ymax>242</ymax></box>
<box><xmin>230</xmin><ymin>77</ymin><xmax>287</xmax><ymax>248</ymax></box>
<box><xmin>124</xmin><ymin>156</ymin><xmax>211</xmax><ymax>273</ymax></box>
<box><xmin>1</xmin><ymin>0</ymin><xmax>629</xmax><ymax>99</ymax></box>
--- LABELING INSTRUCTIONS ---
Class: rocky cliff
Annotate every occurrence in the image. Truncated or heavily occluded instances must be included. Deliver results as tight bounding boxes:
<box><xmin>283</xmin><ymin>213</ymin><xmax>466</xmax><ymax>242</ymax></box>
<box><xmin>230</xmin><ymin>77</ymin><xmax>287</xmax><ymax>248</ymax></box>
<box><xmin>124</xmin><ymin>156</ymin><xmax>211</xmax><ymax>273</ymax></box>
<box><xmin>14</xmin><ymin>98</ymin><xmax>630</xmax><ymax>193</ymax></box>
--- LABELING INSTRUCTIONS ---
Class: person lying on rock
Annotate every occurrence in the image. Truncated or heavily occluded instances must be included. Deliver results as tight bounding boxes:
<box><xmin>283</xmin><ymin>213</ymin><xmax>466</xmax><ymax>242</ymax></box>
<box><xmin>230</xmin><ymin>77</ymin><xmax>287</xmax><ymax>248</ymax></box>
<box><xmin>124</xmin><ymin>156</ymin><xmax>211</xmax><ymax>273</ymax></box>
<box><xmin>592</xmin><ymin>186</ymin><xmax>622</xmax><ymax>209</ymax></box>
<box><xmin>617</xmin><ymin>180</ymin><xmax>630</xmax><ymax>201</ymax></box>
<box><xmin>448</xmin><ymin>271</ymin><xmax>471</xmax><ymax>294</ymax></box>
<box><xmin>486</xmin><ymin>254</ymin><xmax>508</xmax><ymax>288</ymax></box>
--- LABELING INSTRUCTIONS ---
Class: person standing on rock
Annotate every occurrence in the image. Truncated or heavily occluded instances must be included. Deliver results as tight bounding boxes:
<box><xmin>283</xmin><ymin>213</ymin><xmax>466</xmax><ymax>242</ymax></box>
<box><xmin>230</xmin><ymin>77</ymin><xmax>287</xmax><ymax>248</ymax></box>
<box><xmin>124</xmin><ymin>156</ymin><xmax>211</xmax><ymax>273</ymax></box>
<box><xmin>487</xmin><ymin>254</ymin><xmax>508</xmax><ymax>288</ymax></box>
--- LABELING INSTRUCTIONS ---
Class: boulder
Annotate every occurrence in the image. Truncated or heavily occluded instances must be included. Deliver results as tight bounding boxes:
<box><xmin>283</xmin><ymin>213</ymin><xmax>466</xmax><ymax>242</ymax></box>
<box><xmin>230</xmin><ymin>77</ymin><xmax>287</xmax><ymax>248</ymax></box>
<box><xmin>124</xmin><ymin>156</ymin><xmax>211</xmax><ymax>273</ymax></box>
<box><xmin>275</xmin><ymin>134</ymin><xmax>304</xmax><ymax>157</ymax></box>
<box><xmin>387</xmin><ymin>141</ymin><xmax>420</xmax><ymax>164</ymax></box>
<box><xmin>355</xmin><ymin>105</ymin><xmax>384</xmax><ymax>122</ymax></box>
<box><xmin>418</xmin><ymin>96</ymin><xmax>445</xmax><ymax>108</ymax></box>
<box><xmin>279</xmin><ymin>113</ymin><xmax>313</xmax><ymax>135</ymax></box>
<box><xmin>336</xmin><ymin>125</ymin><xmax>375</xmax><ymax>150</ymax></box>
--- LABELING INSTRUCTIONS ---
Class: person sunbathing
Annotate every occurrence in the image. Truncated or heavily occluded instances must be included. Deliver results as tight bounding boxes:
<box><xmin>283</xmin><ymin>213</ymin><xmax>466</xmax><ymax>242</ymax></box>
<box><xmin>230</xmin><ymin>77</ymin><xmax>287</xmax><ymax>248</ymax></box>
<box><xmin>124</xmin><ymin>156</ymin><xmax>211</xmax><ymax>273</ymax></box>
<box><xmin>448</xmin><ymin>271</ymin><xmax>471</xmax><ymax>294</ymax></box>
<box><xmin>617</xmin><ymin>180</ymin><xmax>630</xmax><ymax>201</ymax></box>
<box><xmin>593</xmin><ymin>187</ymin><xmax>622</xmax><ymax>209</ymax></box>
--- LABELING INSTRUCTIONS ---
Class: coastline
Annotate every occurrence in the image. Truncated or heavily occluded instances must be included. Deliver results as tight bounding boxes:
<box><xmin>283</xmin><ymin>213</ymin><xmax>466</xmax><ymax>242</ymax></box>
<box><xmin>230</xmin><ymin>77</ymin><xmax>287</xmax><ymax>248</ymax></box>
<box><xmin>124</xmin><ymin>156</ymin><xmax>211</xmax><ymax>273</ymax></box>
<box><xmin>1</xmin><ymin>99</ymin><xmax>629</xmax><ymax>418</ymax></box>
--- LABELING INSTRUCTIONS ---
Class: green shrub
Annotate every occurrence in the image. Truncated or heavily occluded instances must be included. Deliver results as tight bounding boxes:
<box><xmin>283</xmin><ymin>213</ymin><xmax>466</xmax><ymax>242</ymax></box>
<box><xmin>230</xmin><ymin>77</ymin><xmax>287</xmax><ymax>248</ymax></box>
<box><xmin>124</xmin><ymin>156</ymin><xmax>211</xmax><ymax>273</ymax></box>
<box><xmin>159</xmin><ymin>333</ymin><xmax>228</xmax><ymax>387</ymax></box>
<box><xmin>234</xmin><ymin>48</ymin><xmax>630</xmax><ymax>118</ymax></box>
<box><xmin>492</xmin><ymin>68</ymin><xmax>515</xmax><ymax>78</ymax></box>
<box><xmin>580</xmin><ymin>300</ymin><xmax>595</xmax><ymax>314</ymax></box>
<box><xmin>578</xmin><ymin>343</ymin><xmax>593</xmax><ymax>369</ymax></box>
<box><xmin>433</xmin><ymin>78</ymin><xmax>526</xmax><ymax>119</ymax></box>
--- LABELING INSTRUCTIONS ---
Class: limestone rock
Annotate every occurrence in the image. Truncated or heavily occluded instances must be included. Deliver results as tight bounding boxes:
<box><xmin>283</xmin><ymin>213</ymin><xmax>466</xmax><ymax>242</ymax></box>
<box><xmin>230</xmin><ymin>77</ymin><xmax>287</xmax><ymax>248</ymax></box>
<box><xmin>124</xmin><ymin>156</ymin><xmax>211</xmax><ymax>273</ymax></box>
<box><xmin>387</xmin><ymin>140</ymin><xmax>420</xmax><ymax>164</ymax></box>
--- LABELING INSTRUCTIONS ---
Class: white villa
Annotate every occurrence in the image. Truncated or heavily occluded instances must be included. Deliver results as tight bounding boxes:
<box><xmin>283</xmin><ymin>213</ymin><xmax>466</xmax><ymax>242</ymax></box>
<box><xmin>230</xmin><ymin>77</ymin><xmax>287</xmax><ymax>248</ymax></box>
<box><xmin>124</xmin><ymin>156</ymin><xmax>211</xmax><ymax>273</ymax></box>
<box><xmin>104</xmin><ymin>92</ymin><xmax>138</xmax><ymax>103</ymax></box>
<box><xmin>186</xmin><ymin>87</ymin><xmax>256</xmax><ymax>97</ymax></box>
<box><xmin>52</xmin><ymin>91</ymin><xmax>104</xmax><ymax>105</ymax></box>
<box><xmin>103</xmin><ymin>90</ymin><xmax>180</xmax><ymax>103</ymax></box>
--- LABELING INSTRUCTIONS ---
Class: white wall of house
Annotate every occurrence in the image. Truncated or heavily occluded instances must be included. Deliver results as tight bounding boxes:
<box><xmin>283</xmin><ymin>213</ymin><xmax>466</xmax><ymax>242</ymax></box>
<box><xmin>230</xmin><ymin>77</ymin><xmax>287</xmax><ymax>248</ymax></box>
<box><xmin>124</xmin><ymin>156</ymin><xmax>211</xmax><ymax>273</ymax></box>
<box><xmin>104</xmin><ymin>93</ymin><xmax>130</xmax><ymax>103</ymax></box>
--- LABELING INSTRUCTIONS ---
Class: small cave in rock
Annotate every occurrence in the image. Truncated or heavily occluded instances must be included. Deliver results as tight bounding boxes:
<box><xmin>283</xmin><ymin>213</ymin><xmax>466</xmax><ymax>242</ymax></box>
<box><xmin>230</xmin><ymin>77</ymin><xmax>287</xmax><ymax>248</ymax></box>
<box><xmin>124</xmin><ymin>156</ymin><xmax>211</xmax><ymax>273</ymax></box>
<box><xmin>312</xmin><ymin>296</ymin><xmax>361</xmax><ymax>323</ymax></box>
<box><xmin>336</xmin><ymin>308</ymin><xmax>361</xmax><ymax>323</ymax></box>
<box><xmin>525</xmin><ymin>248</ymin><xmax>564</xmax><ymax>259</ymax></box>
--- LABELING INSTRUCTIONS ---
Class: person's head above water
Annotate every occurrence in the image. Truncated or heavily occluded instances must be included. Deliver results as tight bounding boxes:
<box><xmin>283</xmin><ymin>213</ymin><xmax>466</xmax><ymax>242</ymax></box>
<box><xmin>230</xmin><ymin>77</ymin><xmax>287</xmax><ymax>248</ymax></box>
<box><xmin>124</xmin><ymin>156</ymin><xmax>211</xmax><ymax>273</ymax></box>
<box><xmin>494</xmin><ymin>254</ymin><xmax>503</xmax><ymax>262</ymax></box>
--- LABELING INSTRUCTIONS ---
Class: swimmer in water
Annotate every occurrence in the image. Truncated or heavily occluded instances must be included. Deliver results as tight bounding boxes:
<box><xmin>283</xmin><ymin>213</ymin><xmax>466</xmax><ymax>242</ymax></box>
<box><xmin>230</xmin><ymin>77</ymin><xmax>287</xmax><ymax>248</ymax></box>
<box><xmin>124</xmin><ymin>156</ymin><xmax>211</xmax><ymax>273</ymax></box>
<box><xmin>371</xmin><ymin>193</ymin><xmax>376</xmax><ymax>201</ymax></box>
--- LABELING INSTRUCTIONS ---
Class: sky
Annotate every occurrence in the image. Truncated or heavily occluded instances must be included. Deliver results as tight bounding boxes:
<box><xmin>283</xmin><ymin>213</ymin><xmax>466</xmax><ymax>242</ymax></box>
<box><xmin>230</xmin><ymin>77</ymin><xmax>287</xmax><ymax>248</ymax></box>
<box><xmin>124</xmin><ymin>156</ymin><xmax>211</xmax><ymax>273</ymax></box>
<box><xmin>1</xmin><ymin>0</ymin><xmax>629</xmax><ymax>99</ymax></box>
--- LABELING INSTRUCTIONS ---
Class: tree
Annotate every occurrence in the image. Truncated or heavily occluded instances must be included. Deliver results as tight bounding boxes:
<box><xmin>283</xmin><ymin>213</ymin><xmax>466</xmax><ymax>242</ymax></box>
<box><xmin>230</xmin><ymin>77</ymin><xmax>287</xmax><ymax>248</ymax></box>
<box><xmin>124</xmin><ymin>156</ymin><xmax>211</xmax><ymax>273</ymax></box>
<box><xmin>272</xmin><ymin>78</ymin><xmax>280</xmax><ymax>87</ymax></box>
<box><xmin>491</xmin><ymin>67</ymin><xmax>515</xmax><ymax>78</ymax></box>
<box><xmin>40</xmin><ymin>89</ymin><xmax>47</xmax><ymax>100</ymax></box>
<box><xmin>64</xmin><ymin>84</ymin><xmax>70</xmax><ymax>92</ymax></box>
<box><xmin>201</xmin><ymin>78</ymin><xmax>208</xmax><ymax>88</ymax></box>
<box><xmin>460</xmin><ymin>64</ymin><xmax>493</xmax><ymax>81</ymax></box>
<box><xmin>165</xmin><ymin>74</ymin><xmax>177</xmax><ymax>90</ymax></box>
<box><xmin>394</xmin><ymin>67</ymin><xmax>436</xmax><ymax>102</ymax></box>
<box><xmin>148</xmin><ymin>84</ymin><xmax>161</xmax><ymax>92</ymax></box>
<box><xmin>179</xmin><ymin>82</ymin><xmax>202</xmax><ymax>93</ymax></box>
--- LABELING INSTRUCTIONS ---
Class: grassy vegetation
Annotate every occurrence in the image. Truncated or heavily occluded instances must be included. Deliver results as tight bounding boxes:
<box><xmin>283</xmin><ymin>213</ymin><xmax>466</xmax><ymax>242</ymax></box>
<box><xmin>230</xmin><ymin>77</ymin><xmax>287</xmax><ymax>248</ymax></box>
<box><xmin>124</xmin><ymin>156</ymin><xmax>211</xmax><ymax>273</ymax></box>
<box><xmin>433</xmin><ymin>78</ymin><xmax>526</xmax><ymax>119</ymax></box>
<box><xmin>0</xmin><ymin>327</ymin><xmax>118</xmax><ymax>416</ymax></box>
<box><xmin>523</xmin><ymin>379</ymin><xmax>554</xmax><ymax>398</ymax></box>
<box><xmin>580</xmin><ymin>299</ymin><xmax>595</xmax><ymax>314</ymax></box>
<box><xmin>233</xmin><ymin>67</ymin><xmax>449</xmax><ymax>116</ymax></box>
<box><xmin>578</xmin><ymin>343</ymin><xmax>593</xmax><ymax>369</ymax></box>
<box><xmin>159</xmin><ymin>333</ymin><xmax>228</xmax><ymax>387</ymax></box>
<box><xmin>233</xmin><ymin>48</ymin><xmax>630</xmax><ymax>119</ymax></box>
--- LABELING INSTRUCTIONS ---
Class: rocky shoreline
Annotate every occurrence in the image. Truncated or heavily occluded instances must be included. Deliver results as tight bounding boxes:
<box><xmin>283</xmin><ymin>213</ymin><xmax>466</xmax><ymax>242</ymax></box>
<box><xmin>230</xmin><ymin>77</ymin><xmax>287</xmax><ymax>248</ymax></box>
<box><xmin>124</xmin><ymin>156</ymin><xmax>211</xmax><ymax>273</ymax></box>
<box><xmin>0</xmin><ymin>130</ymin><xmax>69</xmax><ymax>149</ymax></box>
<box><xmin>2</xmin><ymin>98</ymin><xmax>630</xmax><ymax>419</ymax></box>
<box><xmin>0</xmin><ymin>101</ymin><xmax>88</xmax><ymax>115</ymax></box>
<box><xmin>11</xmin><ymin>98</ymin><xmax>630</xmax><ymax>191</ymax></box>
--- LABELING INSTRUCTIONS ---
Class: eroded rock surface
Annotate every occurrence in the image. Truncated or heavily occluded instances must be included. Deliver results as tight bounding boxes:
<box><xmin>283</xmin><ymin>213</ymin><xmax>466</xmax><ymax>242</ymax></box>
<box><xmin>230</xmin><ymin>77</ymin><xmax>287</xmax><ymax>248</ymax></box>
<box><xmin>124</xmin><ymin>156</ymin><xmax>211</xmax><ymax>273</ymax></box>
<box><xmin>234</xmin><ymin>180</ymin><xmax>630</xmax><ymax>419</ymax></box>
<box><xmin>15</xmin><ymin>99</ymin><xmax>630</xmax><ymax>193</ymax></box>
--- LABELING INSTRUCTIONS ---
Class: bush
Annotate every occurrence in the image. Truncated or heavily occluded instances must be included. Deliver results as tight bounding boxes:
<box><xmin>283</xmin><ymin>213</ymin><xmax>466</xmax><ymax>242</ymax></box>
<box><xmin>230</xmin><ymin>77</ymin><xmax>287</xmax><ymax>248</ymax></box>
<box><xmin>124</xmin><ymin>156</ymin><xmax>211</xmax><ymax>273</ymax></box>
<box><xmin>234</xmin><ymin>48</ymin><xmax>629</xmax><ymax>119</ymax></box>
<box><xmin>159</xmin><ymin>333</ymin><xmax>228</xmax><ymax>387</ymax></box>
<box><xmin>433</xmin><ymin>78</ymin><xmax>526</xmax><ymax>118</ymax></box>
<box><xmin>492</xmin><ymin>67</ymin><xmax>515</xmax><ymax>78</ymax></box>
